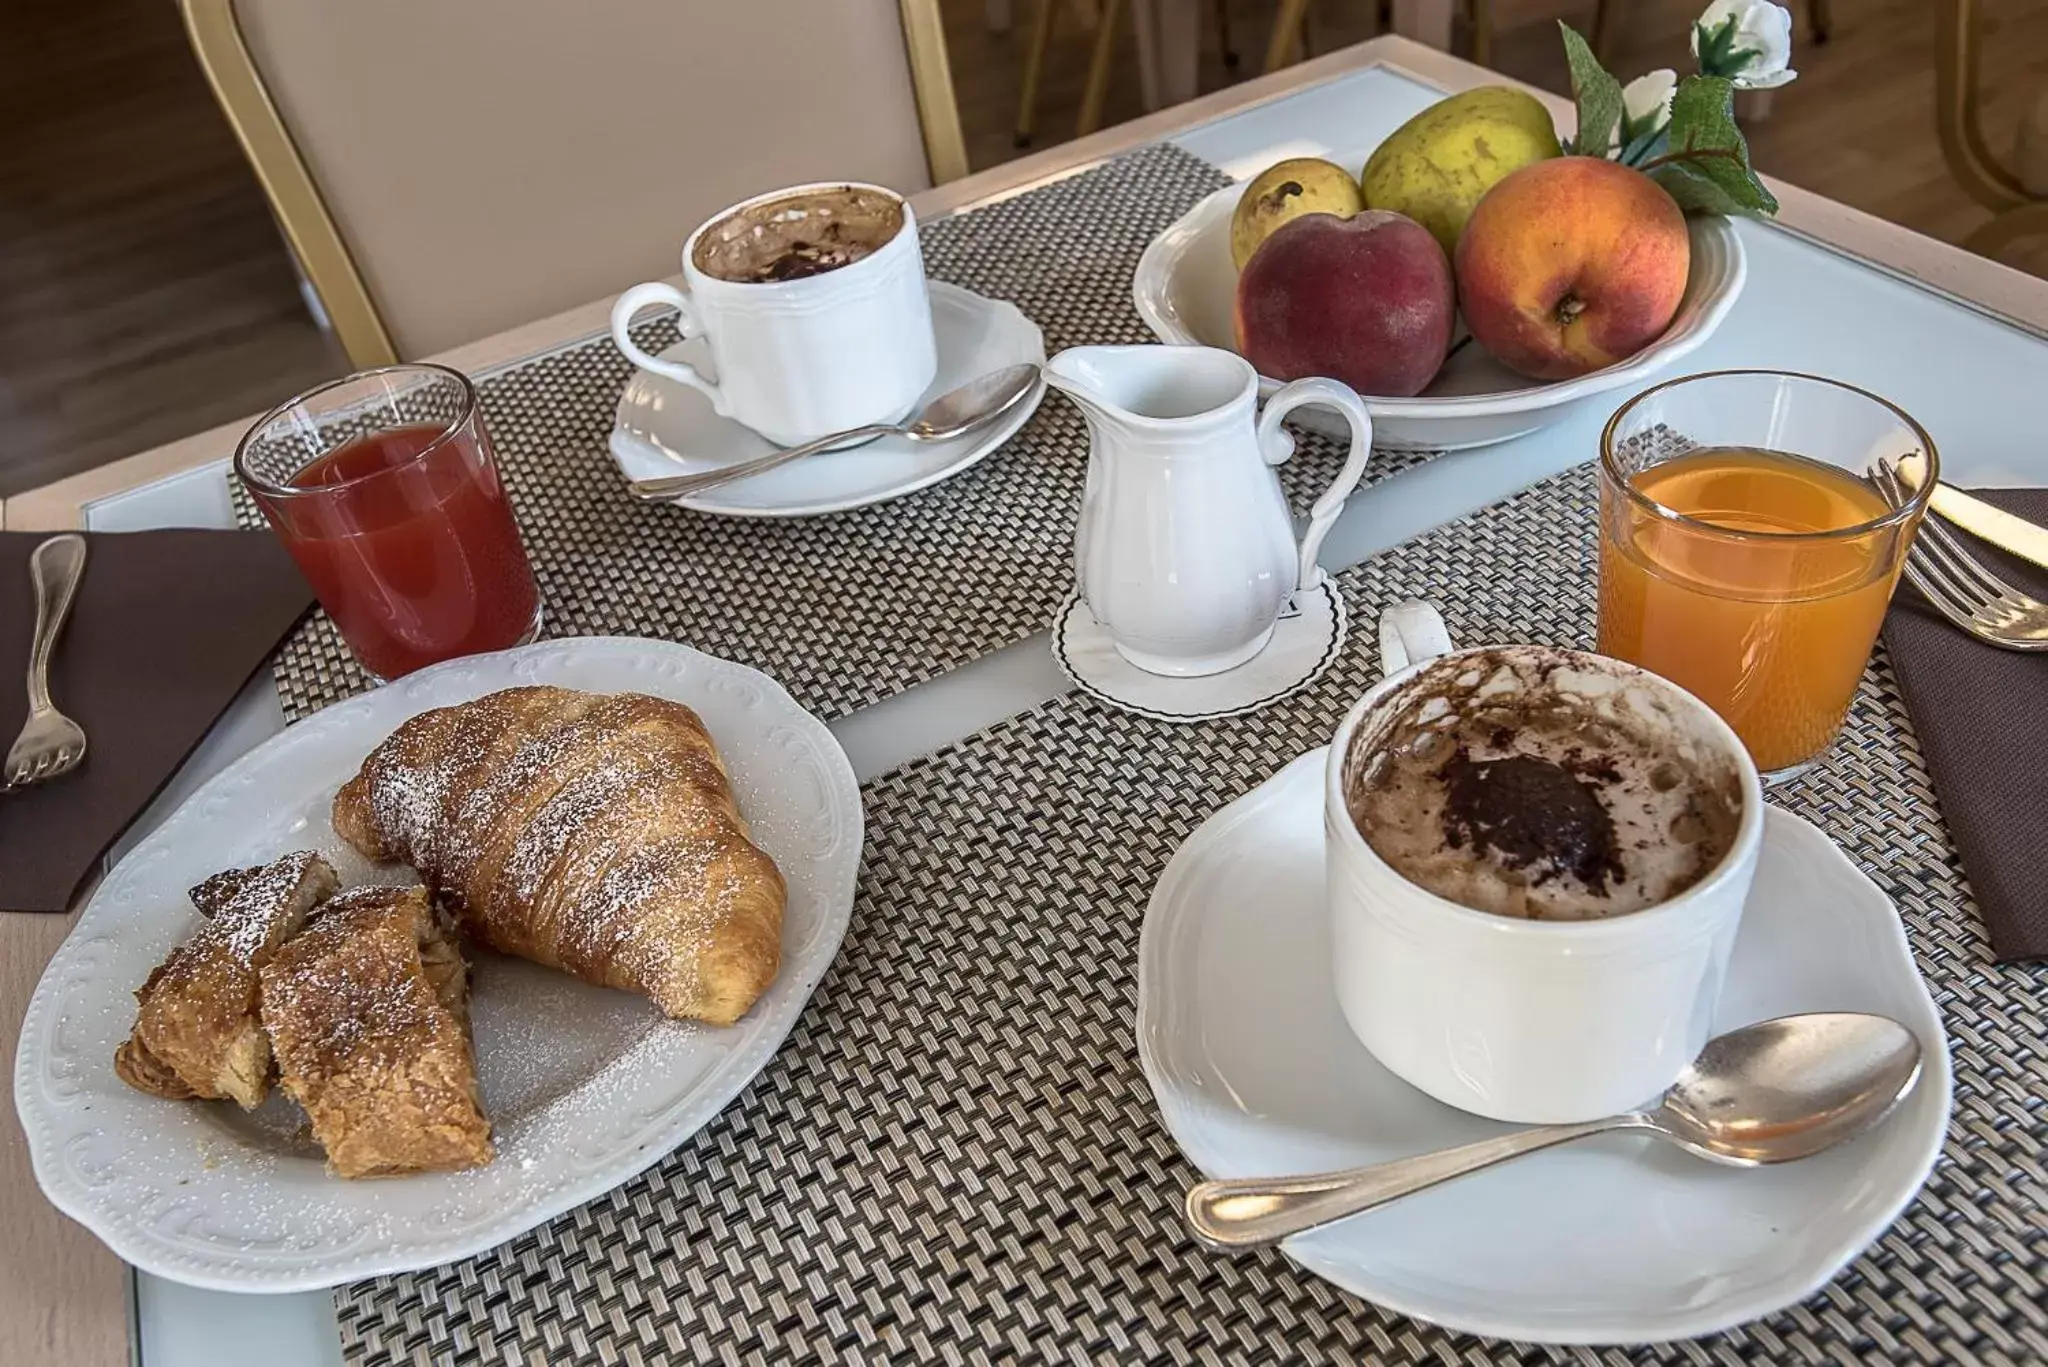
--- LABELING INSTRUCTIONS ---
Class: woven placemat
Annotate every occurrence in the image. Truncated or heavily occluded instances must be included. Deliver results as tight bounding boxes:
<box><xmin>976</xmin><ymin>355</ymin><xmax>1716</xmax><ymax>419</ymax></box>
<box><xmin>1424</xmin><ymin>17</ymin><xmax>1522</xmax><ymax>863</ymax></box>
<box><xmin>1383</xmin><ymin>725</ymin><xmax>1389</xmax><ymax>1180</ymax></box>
<box><xmin>241</xmin><ymin>144</ymin><xmax>1429</xmax><ymax>724</ymax></box>
<box><xmin>336</xmin><ymin>461</ymin><xmax>2046</xmax><ymax>1366</ymax></box>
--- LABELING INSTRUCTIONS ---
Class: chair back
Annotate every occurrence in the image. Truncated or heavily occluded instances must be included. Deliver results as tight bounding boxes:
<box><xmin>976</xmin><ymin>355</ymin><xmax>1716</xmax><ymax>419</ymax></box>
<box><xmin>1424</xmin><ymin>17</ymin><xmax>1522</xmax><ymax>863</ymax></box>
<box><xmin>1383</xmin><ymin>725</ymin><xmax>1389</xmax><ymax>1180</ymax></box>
<box><xmin>183</xmin><ymin>0</ymin><xmax>962</xmax><ymax>361</ymax></box>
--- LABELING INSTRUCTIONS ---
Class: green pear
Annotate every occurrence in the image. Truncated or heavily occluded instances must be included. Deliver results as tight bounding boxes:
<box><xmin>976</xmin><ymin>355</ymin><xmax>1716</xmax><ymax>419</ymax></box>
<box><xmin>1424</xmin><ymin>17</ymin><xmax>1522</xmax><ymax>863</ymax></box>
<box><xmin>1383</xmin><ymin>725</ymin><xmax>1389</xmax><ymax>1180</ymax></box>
<box><xmin>1229</xmin><ymin>157</ymin><xmax>1365</xmax><ymax>270</ymax></box>
<box><xmin>1360</xmin><ymin>87</ymin><xmax>1562</xmax><ymax>257</ymax></box>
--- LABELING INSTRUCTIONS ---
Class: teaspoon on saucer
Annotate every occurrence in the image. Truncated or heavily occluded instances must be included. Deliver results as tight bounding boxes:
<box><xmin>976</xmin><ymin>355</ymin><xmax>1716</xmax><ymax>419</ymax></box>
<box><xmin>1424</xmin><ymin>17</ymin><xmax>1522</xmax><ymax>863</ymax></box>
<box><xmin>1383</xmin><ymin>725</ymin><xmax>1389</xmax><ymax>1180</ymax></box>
<box><xmin>628</xmin><ymin>363</ymin><xmax>1042</xmax><ymax>501</ymax></box>
<box><xmin>1184</xmin><ymin>1011</ymin><xmax>1922</xmax><ymax>1250</ymax></box>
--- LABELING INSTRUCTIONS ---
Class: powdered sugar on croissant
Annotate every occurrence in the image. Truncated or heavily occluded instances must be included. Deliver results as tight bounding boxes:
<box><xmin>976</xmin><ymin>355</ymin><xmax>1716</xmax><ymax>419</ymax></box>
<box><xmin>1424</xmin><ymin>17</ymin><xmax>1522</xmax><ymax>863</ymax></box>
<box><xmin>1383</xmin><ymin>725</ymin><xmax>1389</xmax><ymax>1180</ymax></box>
<box><xmin>332</xmin><ymin>687</ymin><xmax>784</xmax><ymax>1027</ymax></box>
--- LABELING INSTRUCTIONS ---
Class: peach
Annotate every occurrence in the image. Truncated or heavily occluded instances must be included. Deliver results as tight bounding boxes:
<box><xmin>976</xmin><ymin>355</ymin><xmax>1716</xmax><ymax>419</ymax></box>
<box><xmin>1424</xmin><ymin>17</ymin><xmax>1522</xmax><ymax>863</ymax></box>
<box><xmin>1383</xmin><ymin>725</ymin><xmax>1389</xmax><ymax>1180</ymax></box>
<box><xmin>1234</xmin><ymin>210</ymin><xmax>1454</xmax><ymax>399</ymax></box>
<box><xmin>1454</xmin><ymin>157</ymin><xmax>1689</xmax><ymax>382</ymax></box>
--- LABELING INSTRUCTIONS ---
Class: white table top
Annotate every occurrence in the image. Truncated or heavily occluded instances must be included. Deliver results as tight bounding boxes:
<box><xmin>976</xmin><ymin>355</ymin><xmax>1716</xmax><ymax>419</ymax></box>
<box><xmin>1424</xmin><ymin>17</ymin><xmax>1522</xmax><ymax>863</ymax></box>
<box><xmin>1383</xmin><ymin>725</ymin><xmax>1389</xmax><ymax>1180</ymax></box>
<box><xmin>44</xmin><ymin>57</ymin><xmax>2048</xmax><ymax>1367</ymax></box>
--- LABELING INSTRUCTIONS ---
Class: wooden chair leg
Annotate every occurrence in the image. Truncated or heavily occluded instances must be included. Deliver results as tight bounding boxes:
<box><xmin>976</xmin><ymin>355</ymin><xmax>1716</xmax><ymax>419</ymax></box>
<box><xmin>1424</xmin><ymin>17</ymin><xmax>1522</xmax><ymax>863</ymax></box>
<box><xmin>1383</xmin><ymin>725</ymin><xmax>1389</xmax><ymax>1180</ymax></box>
<box><xmin>1591</xmin><ymin>0</ymin><xmax>1620</xmax><ymax>63</ymax></box>
<box><xmin>1014</xmin><ymin>0</ymin><xmax>1056</xmax><ymax>146</ymax></box>
<box><xmin>1468</xmin><ymin>0</ymin><xmax>1493</xmax><ymax>67</ymax></box>
<box><xmin>1265</xmin><ymin>0</ymin><xmax>1312</xmax><ymax>72</ymax></box>
<box><xmin>1077</xmin><ymin>0</ymin><xmax>1125</xmax><ymax>135</ymax></box>
<box><xmin>1807</xmin><ymin>0</ymin><xmax>1832</xmax><ymax>43</ymax></box>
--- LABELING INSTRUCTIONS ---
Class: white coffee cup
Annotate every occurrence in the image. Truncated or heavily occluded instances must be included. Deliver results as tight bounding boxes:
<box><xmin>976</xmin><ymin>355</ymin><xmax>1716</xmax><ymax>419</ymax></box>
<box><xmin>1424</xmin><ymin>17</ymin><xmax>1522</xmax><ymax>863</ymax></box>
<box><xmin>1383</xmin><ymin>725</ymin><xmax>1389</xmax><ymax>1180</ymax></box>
<box><xmin>610</xmin><ymin>182</ymin><xmax>938</xmax><ymax>448</ymax></box>
<box><xmin>1324</xmin><ymin>601</ymin><xmax>1765</xmax><ymax>1124</ymax></box>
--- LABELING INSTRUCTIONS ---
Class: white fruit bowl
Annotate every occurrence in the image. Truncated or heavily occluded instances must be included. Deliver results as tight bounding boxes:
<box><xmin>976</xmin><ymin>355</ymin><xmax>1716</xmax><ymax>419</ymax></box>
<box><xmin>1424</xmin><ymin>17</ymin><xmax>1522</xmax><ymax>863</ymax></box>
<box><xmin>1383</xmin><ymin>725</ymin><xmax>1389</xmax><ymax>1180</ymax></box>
<box><xmin>1132</xmin><ymin>152</ymin><xmax>1746</xmax><ymax>452</ymax></box>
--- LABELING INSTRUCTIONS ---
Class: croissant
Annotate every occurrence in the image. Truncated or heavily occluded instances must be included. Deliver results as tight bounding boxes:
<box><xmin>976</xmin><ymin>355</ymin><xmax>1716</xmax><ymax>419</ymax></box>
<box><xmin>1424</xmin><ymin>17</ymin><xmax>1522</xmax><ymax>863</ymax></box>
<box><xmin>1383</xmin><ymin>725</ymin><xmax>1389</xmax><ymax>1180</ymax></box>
<box><xmin>116</xmin><ymin>851</ymin><xmax>340</xmax><ymax>1106</ymax></box>
<box><xmin>259</xmin><ymin>885</ymin><xmax>492</xmax><ymax>1177</ymax></box>
<box><xmin>331</xmin><ymin>687</ymin><xmax>784</xmax><ymax>1026</ymax></box>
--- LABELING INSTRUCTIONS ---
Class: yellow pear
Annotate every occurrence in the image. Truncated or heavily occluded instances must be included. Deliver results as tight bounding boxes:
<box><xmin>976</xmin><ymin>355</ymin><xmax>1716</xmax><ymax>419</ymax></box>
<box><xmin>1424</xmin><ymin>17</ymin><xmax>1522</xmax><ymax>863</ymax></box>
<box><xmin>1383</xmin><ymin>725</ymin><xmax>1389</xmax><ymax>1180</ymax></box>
<box><xmin>1229</xmin><ymin>157</ymin><xmax>1365</xmax><ymax>270</ymax></box>
<box><xmin>1360</xmin><ymin>87</ymin><xmax>1562</xmax><ymax>257</ymax></box>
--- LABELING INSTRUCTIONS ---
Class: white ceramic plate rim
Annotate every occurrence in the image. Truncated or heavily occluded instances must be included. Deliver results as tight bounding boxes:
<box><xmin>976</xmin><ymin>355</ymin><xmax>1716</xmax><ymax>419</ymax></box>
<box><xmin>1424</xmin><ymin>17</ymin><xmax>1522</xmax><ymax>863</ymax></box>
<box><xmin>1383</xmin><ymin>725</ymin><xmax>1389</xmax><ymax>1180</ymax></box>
<box><xmin>1132</xmin><ymin>163</ymin><xmax>1747</xmax><ymax>418</ymax></box>
<box><xmin>1135</xmin><ymin>747</ymin><xmax>1952</xmax><ymax>1344</ymax></box>
<box><xmin>13</xmin><ymin>637</ymin><xmax>863</xmax><ymax>1292</ymax></box>
<box><xmin>608</xmin><ymin>280</ymin><xmax>1046</xmax><ymax>518</ymax></box>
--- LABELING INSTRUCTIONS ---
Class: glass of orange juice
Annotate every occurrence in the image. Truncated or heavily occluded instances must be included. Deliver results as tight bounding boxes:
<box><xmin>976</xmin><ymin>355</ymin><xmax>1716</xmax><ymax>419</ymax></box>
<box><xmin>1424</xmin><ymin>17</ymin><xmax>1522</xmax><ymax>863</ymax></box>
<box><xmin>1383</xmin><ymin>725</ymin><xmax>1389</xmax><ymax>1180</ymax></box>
<box><xmin>1597</xmin><ymin>370</ymin><xmax>1935</xmax><ymax>781</ymax></box>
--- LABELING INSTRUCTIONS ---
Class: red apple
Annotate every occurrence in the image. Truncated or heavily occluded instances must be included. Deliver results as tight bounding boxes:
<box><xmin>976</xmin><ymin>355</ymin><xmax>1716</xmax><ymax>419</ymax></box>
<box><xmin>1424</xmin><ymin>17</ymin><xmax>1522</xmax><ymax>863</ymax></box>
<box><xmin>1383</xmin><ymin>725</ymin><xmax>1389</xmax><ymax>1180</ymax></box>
<box><xmin>1233</xmin><ymin>209</ymin><xmax>1454</xmax><ymax>398</ymax></box>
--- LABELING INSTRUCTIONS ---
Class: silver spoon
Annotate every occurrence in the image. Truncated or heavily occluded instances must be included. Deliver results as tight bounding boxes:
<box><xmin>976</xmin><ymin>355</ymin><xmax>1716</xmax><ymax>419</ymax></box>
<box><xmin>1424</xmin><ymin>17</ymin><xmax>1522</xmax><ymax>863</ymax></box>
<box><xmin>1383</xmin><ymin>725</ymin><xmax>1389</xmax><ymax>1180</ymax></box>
<box><xmin>629</xmin><ymin>363</ymin><xmax>1043</xmax><ymax>501</ymax></box>
<box><xmin>1185</xmin><ymin>1011</ymin><xmax>1923</xmax><ymax>1250</ymax></box>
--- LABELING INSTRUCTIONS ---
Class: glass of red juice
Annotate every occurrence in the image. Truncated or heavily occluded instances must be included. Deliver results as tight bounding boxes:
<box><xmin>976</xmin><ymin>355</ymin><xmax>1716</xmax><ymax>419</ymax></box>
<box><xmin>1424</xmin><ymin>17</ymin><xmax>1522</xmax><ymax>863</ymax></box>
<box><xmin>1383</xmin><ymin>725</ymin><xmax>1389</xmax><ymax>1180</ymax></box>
<box><xmin>236</xmin><ymin>364</ymin><xmax>542</xmax><ymax>680</ymax></box>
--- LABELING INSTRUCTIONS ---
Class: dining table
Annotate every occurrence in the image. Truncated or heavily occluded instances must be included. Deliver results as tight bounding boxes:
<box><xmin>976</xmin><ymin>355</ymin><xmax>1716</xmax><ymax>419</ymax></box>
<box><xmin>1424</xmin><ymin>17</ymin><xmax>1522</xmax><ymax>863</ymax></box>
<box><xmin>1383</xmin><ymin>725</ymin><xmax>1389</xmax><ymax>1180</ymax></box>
<box><xmin>4</xmin><ymin>33</ymin><xmax>2047</xmax><ymax>1367</ymax></box>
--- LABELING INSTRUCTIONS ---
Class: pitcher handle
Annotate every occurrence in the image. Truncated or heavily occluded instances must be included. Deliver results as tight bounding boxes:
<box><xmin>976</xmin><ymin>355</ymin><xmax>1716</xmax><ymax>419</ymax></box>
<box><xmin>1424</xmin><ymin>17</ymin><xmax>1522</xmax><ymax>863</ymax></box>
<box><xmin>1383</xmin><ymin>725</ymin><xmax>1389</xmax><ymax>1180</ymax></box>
<box><xmin>610</xmin><ymin>282</ymin><xmax>728</xmax><ymax>415</ymax></box>
<box><xmin>1255</xmin><ymin>377</ymin><xmax>1374</xmax><ymax>593</ymax></box>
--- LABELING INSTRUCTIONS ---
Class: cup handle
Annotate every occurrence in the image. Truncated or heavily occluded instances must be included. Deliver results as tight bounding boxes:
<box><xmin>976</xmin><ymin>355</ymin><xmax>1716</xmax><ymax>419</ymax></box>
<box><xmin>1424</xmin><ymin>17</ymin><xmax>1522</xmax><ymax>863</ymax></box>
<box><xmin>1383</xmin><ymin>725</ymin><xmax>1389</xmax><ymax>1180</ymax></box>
<box><xmin>1255</xmin><ymin>377</ymin><xmax>1374</xmax><ymax>593</ymax></box>
<box><xmin>1379</xmin><ymin>600</ymin><xmax>1454</xmax><ymax>679</ymax></box>
<box><xmin>610</xmin><ymin>282</ymin><xmax>727</xmax><ymax>415</ymax></box>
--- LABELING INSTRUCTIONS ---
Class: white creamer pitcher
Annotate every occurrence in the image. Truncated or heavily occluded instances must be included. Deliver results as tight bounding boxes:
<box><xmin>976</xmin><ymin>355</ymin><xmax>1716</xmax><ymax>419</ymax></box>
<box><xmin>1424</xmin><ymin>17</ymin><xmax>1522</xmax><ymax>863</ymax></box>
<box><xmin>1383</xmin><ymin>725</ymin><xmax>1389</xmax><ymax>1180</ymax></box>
<box><xmin>1045</xmin><ymin>345</ymin><xmax>1373</xmax><ymax>677</ymax></box>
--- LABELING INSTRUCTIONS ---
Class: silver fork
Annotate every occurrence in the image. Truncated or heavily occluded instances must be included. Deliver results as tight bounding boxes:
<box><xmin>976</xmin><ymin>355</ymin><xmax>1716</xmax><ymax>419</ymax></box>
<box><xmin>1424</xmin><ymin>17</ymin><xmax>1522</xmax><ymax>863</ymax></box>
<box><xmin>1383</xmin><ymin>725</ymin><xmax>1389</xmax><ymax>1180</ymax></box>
<box><xmin>4</xmin><ymin>534</ymin><xmax>90</xmax><ymax>788</ymax></box>
<box><xmin>1874</xmin><ymin>461</ymin><xmax>2048</xmax><ymax>652</ymax></box>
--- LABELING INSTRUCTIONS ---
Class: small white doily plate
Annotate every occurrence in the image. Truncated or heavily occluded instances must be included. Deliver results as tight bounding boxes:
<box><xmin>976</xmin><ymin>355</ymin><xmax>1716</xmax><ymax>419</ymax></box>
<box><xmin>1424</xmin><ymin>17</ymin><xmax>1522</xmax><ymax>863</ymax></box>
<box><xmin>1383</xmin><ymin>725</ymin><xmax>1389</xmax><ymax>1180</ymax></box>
<box><xmin>1052</xmin><ymin>581</ymin><xmax>1347</xmax><ymax>723</ymax></box>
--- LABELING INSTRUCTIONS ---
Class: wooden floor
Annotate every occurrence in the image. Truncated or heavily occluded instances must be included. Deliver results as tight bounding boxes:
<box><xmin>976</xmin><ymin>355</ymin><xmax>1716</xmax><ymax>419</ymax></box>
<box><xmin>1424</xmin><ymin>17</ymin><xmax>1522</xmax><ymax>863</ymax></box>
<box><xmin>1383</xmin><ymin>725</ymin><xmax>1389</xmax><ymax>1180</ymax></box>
<box><xmin>0</xmin><ymin>0</ymin><xmax>2043</xmax><ymax>497</ymax></box>
<box><xmin>0</xmin><ymin>0</ymin><xmax>342</xmax><ymax>498</ymax></box>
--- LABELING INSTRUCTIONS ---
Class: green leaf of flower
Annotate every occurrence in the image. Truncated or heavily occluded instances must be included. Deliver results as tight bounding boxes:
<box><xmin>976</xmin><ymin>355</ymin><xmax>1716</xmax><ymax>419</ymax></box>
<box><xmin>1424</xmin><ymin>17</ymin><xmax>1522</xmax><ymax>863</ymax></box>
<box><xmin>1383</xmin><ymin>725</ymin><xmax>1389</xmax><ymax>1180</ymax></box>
<box><xmin>1692</xmin><ymin>15</ymin><xmax>1743</xmax><ymax>76</ymax></box>
<box><xmin>1650</xmin><ymin>162</ymin><xmax>1754</xmax><ymax>216</ymax></box>
<box><xmin>1643</xmin><ymin>74</ymin><xmax>1779</xmax><ymax>216</ymax></box>
<box><xmin>1558</xmin><ymin>21</ymin><xmax>1625</xmax><ymax>157</ymax></box>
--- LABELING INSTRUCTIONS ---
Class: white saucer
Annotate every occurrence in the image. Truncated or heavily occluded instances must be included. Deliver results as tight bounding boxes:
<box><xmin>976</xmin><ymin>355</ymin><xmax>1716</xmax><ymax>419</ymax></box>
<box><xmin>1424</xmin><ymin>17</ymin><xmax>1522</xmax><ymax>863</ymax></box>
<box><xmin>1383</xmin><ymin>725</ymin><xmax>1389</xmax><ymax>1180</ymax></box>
<box><xmin>609</xmin><ymin>280</ymin><xmax>1046</xmax><ymax>517</ymax></box>
<box><xmin>1137</xmin><ymin>749</ymin><xmax>1952</xmax><ymax>1345</ymax></box>
<box><xmin>1052</xmin><ymin>581</ymin><xmax>1347</xmax><ymax>723</ymax></box>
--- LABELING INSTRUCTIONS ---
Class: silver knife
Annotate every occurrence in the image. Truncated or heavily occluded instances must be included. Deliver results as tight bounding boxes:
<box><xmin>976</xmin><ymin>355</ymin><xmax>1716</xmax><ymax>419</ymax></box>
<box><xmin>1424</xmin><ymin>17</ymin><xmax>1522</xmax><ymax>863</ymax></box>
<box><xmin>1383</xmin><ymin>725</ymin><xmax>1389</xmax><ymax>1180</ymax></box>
<box><xmin>1893</xmin><ymin>454</ymin><xmax>2048</xmax><ymax>574</ymax></box>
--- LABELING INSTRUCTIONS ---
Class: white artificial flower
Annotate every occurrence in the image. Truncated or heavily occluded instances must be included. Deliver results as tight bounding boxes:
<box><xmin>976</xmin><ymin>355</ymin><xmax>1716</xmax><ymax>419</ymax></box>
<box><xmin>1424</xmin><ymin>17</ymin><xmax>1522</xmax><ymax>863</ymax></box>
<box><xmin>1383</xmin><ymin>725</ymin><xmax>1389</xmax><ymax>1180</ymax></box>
<box><xmin>1621</xmin><ymin>69</ymin><xmax>1677</xmax><ymax>139</ymax></box>
<box><xmin>1692</xmin><ymin>0</ymin><xmax>1797</xmax><ymax>90</ymax></box>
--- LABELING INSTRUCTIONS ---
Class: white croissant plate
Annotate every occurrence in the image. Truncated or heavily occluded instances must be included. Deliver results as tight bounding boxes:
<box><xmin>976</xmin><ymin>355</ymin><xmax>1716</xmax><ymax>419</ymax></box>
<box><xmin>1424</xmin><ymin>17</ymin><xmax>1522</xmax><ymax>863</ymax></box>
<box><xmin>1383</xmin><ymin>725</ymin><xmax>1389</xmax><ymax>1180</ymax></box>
<box><xmin>14</xmin><ymin>637</ymin><xmax>862</xmax><ymax>1292</ymax></box>
<box><xmin>1132</xmin><ymin>152</ymin><xmax>1746</xmax><ymax>451</ymax></box>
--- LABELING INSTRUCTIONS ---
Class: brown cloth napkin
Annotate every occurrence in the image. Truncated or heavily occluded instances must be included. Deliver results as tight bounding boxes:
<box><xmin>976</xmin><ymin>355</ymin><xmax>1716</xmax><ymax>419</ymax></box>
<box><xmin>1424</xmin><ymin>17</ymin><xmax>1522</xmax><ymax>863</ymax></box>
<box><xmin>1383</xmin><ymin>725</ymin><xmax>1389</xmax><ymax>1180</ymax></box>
<box><xmin>1881</xmin><ymin>487</ymin><xmax>2048</xmax><ymax>962</ymax></box>
<box><xmin>0</xmin><ymin>529</ymin><xmax>312</xmax><ymax>912</ymax></box>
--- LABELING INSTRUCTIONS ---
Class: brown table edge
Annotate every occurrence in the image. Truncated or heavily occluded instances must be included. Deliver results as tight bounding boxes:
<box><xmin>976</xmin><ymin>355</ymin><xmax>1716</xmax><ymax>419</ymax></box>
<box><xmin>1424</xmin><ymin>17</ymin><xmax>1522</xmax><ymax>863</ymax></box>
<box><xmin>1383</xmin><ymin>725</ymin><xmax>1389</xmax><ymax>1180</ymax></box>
<box><xmin>0</xmin><ymin>890</ymin><xmax>132</xmax><ymax>1367</ymax></box>
<box><xmin>2</xmin><ymin>34</ymin><xmax>2047</xmax><ymax>1367</ymax></box>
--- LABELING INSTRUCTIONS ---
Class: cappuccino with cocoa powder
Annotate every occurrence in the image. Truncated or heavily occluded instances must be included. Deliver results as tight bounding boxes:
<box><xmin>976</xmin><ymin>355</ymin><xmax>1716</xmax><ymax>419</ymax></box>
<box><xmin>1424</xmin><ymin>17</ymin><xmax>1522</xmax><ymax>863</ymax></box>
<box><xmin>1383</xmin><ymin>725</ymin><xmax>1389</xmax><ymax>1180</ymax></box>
<box><xmin>690</xmin><ymin>185</ymin><xmax>905</xmax><ymax>285</ymax></box>
<box><xmin>1343</xmin><ymin>647</ymin><xmax>1742</xmax><ymax>921</ymax></box>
